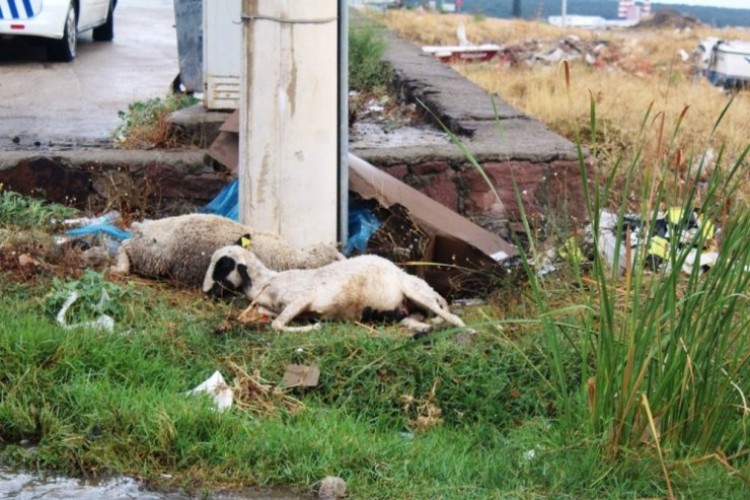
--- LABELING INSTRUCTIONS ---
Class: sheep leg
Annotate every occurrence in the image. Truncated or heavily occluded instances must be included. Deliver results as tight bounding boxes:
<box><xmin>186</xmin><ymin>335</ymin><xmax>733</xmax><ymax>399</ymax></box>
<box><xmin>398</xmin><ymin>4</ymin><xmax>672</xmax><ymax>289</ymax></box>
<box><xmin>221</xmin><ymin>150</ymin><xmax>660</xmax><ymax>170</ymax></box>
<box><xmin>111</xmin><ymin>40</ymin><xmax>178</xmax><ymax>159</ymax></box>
<box><xmin>271</xmin><ymin>297</ymin><xmax>320</xmax><ymax>333</ymax></box>
<box><xmin>110</xmin><ymin>241</ymin><xmax>132</xmax><ymax>275</ymax></box>
<box><xmin>238</xmin><ymin>303</ymin><xmax>278</xmax><ymax>324</ymax></box>
<box><xmin>400</xmin><ymin>315</ymin><xmax>433</xmax><ymax>332</ymax></box>
<box><xmin>400</xmin><ymin>278</ymin><xmax>465</xmax><ymax>328</ymax></box>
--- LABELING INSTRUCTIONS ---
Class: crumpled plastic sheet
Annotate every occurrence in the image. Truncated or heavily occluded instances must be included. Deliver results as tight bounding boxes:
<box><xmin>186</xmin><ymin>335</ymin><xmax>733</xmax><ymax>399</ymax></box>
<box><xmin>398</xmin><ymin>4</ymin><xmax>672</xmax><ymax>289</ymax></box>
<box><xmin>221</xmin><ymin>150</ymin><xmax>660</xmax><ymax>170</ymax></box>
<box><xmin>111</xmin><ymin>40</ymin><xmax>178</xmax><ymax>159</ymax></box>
<box><xmin>344</xmin><ymin>202</ymin><xmax>381</xmax><ymax>256</ymax></box>
<box><xmin>186</xmin><ymin>370</ymin><xmax>233</xmax><ymax>412</ymax></box>
<box><xmin>63</xmin><ymin>211</ymin><xmax>131</xmax><ymax>257</ymax></box>
<box><xmin>199</xmin><ymin>179</ymin><xmax>239</xmax><ymax>221</ymax></box>
<box><xmin>56</xmin><ymin>290</ymin><xmax>115</xmax><ymax>332</ymax></box>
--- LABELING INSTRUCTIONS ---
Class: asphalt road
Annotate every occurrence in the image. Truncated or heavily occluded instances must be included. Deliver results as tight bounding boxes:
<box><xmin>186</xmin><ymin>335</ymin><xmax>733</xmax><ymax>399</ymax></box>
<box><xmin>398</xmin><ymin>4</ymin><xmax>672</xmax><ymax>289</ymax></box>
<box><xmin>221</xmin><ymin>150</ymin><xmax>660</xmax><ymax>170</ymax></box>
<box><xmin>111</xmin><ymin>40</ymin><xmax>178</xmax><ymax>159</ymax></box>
<box><xmin>0</xmin><ymin>0</ymin><xmax>179</xmax><ymax>150</ymax></box>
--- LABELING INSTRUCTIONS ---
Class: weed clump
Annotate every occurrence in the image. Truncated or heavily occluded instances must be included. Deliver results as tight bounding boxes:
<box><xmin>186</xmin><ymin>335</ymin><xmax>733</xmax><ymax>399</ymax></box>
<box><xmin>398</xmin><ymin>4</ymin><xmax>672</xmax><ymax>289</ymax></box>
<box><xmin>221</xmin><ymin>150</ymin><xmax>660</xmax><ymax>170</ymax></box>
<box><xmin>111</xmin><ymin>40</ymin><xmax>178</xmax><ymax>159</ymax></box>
<box><xmin>114</xmin><ymin>94</ymin><xmax>199</xmax><ymax>149</ymax></box>
<box><xmin>349</xmin><ymin>23</ymin><xmax>393</xmax><ymax>92</ymax></box>
<box><xmin>43</xmin><ymin>269</ymin><xmax>137</xmax><ymax>325</ymax></box>
<box><xmin>0</xmin><ymin>188</ymin><xmax>78</xmax><ymax>230</ymax></box>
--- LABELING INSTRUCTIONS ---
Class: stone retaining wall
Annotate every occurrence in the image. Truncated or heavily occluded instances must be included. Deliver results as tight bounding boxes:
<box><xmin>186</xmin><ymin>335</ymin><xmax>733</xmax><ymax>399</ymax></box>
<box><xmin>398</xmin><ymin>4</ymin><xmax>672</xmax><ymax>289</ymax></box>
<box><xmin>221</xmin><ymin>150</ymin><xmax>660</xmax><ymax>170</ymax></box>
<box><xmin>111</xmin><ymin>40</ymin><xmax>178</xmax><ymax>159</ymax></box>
<box><xmin>350</xmin><ymin>29</ymin><xmax>593</xmax><ymax>236</ymax></box>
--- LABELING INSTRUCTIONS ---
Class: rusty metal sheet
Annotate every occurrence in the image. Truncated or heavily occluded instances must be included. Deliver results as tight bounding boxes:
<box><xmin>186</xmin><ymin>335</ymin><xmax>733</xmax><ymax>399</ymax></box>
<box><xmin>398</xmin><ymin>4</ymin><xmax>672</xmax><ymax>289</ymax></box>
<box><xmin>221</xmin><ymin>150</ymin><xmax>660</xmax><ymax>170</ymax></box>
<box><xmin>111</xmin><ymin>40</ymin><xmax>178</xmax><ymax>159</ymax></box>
<box><xmin>207</xmin><ymin>130</ymin><xmax>239</xmax><ymax>176</ymax></box>
<box><xmin>219</xmin><ymin>109</ymin><xmax>240</xmax><ymax>133</ymax></box>
<box><xmin>348</xmin><ymin>153</ymin><xmax>519</xmax><ymax>298</ymax></box>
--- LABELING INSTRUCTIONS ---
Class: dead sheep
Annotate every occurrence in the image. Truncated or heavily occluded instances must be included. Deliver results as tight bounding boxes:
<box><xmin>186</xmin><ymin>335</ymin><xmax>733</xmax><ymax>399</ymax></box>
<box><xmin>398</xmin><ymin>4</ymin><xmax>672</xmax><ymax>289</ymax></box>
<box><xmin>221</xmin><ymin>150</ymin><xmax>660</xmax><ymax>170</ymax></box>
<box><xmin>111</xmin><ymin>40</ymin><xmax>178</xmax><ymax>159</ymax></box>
<box><xmin>202</xmin><ymin>244</ymin><xmax>466</xmax><ymax>332</ymax></box>
<box><xmin>110</xmin><ymin>214</ymin><xmax>343</xmax><ymax>286</ymax></box>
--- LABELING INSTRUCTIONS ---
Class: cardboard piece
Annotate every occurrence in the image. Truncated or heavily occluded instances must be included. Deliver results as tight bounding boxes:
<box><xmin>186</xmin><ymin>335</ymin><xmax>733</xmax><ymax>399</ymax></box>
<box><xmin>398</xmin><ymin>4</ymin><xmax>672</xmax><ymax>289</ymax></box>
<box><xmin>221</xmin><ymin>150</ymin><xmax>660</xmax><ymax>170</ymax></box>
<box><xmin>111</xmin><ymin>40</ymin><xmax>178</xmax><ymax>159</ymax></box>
<box><xmin>220</xmin><ymin>109</ymin><xmax>240</xmax><ymax>133</ymax></box>
<box><xmin>282</xmin><ymin>364</ymin><xmax>320</xmax><ymax>388</ymax></box>
<box><xmin>206</xmin><ymin>110</ymin><xmax>240</xmax><ymax>175</ymax></box>
<box><xmin>207</xmin><ymin>131</ymin><xmax>239</xmax><ymax>176</ymax></box>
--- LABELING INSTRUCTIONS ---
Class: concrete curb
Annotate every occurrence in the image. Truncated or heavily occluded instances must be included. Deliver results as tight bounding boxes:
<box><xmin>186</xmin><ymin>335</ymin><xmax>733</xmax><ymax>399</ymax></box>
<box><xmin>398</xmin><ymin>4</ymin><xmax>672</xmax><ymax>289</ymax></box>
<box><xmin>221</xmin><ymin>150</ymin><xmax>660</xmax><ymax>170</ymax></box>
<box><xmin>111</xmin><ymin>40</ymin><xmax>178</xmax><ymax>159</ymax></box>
<box><xmin>0</xmin><ymin>149</ymin><xmax>207</xmax><ymax>170</ymax></box>
<box><xmin>0</xmin><ymin>149</ymin><xmax>226</xmax><ymax>214</ymax></box>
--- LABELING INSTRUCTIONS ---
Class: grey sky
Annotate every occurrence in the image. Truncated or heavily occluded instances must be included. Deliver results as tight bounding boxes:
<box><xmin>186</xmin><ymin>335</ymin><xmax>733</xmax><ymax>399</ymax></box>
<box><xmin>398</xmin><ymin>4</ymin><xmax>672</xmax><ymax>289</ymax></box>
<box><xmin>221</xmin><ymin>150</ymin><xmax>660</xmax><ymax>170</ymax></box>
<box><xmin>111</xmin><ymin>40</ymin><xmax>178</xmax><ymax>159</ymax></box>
<box><xmin>653</xmin><ymin>0</ymin><xmax>747</xmax><ymax>9</ymax></box>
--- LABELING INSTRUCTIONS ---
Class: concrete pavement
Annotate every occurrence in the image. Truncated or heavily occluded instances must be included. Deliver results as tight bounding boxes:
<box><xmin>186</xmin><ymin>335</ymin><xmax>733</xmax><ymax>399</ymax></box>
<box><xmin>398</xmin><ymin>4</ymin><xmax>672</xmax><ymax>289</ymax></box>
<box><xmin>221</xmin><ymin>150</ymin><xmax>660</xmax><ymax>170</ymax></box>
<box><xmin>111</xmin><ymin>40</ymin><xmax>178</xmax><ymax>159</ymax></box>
<box><xmin>0</xmin><ymin>0</ymin><xmax>179</xmax><ymax>149</ymax></box>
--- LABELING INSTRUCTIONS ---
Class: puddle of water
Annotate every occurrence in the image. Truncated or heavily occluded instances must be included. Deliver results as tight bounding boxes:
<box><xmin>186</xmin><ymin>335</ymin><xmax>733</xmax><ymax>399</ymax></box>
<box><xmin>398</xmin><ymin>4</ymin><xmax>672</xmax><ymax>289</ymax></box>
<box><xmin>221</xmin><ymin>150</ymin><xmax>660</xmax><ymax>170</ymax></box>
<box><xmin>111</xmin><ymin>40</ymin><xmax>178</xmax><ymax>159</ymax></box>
<box><xmin>0</xmin><ymin>469</ymin><xmax>179</xmax><ymax>499</ymax></box>
<box><xmin>0</xmin><ymin>468</ymin><xmax>307</xmax><ymax>499</ymax></box>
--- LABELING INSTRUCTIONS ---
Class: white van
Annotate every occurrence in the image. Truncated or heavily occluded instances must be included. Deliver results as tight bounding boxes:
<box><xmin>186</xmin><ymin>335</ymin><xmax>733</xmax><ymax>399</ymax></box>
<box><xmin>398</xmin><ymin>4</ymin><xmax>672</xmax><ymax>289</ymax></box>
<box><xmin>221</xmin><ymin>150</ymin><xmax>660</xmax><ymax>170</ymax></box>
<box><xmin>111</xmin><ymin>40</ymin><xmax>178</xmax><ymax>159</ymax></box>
<box><xmin>699</xmin><ymin>38</ymin><xmax>750</xmax><ymax>89</ymax></box>
<box><xmin>0</xmin><ymin>0</ymin><xmax>116</xmax><ymax>62</ymax></box>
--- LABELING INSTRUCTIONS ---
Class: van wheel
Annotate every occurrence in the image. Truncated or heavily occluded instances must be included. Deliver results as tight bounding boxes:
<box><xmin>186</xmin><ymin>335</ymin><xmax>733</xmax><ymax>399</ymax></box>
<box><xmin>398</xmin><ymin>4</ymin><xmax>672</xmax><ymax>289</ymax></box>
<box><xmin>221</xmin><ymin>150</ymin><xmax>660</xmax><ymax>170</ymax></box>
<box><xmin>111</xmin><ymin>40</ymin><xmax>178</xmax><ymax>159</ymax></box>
<box><xmin>47</xmin><ymin>3</ymin><xmax>77</xmax><ymax>62</ymax></box>
<box><xmin>93</xmin><ymin>0</ymin><xmax>115</xmax><ymax>42</ymax></box>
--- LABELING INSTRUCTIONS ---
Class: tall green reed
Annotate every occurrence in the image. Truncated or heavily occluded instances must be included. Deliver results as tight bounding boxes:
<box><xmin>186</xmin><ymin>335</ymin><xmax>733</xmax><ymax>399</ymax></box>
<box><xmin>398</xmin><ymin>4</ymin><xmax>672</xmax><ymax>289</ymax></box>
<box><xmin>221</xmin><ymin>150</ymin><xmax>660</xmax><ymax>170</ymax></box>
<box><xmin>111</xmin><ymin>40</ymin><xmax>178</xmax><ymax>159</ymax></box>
<box><xmin>570</xmin><ymin>92</ymin><xmax>750</xmax><ymax>459</ymax></box>
<box><xmin>425</xmin><ymin>70</ymin><xmax>750</xmax><ymax>468</ymax></box>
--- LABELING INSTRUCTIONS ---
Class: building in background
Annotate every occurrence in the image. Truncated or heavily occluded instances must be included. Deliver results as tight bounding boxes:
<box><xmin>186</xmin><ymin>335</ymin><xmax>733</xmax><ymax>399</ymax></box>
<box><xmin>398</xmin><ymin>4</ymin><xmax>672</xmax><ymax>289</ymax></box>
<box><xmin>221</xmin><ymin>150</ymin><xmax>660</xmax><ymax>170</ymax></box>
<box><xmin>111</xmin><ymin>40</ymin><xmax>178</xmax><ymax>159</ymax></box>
<box><xmin>618</xmin><ymin>0</ymin><xmax>652</xmax><ymax>22</ymax></box>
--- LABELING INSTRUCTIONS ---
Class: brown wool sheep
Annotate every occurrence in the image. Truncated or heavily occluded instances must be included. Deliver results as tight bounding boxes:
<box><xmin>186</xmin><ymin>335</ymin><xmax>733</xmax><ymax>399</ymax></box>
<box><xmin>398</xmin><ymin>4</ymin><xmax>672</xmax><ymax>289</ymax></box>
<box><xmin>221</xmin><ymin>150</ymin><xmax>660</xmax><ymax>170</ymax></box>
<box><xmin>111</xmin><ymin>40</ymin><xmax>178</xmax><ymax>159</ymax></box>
<box><xmin>110</xmin><ymin>214</ymin><xmax>342</xmax><ymax>286</ymax></box>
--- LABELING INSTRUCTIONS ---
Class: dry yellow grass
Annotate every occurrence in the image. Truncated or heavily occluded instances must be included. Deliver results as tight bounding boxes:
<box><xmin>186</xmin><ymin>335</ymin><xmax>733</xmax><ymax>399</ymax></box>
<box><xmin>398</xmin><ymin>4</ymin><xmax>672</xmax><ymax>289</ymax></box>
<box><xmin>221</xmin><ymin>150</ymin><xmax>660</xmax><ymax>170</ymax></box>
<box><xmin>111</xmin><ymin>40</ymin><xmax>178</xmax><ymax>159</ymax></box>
<box><xmin>381</xmin><ymin>9</ymin><xmax>577</xmax><ymax>46</ymax></box>
<box><xmin>377</xmin><ymin>10</ymin><xmax>750</xmax><ymax>207</ymax></box>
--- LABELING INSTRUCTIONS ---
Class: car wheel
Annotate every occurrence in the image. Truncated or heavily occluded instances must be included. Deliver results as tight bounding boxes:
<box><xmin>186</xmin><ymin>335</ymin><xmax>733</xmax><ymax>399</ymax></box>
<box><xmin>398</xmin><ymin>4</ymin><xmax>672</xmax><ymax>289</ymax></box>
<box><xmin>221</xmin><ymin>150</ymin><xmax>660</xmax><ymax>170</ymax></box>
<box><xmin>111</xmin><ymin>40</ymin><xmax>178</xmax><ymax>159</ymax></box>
<box><xmin>47</xmin><ymin>3</ymin><xmax>77</xmax><ymax>62</ymax></box>
<box><xmin>93</xmin><ymin>1</ymin><xmax>115</xmax><ymax>42</ymax></box>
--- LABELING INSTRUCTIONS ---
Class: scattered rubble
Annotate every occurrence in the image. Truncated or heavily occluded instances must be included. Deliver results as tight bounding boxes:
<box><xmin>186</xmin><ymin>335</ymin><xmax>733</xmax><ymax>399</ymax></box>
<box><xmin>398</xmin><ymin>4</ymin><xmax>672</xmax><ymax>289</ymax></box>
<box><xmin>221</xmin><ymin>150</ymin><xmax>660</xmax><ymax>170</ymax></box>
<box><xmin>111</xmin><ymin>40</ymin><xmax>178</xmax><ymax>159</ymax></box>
<box><xmin>494</xmin><ymin>34</ymin><xmax>682</xmax><ymax>76</ymax></box>
<box><xmin>318</xmin><ymin>476</ymin><xmax>347</xmax><ymax>500</ymax></box>
<box><xmin>634</xmin><ymin>9</ymin><xmax>703</xmax><ymax>31</ymax></box>
<box><xmin>348</xmin><ymin>91</ymin><xmax>452</xmax><ymax>150</ymax></box>
<box><xmin>496</xmin><ymin>36</ymin><xmax>605</xmax><ymax>68</ymax></box>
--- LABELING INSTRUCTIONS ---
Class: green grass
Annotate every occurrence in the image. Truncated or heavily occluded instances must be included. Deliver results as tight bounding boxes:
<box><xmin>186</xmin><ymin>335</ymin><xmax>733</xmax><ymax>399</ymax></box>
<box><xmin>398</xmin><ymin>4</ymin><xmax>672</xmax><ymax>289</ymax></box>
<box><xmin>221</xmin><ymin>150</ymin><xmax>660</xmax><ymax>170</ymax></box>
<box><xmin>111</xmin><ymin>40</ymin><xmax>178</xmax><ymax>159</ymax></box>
<box><xmin>1</xmin><ymin>271</ymin><xmax>749</xmax><ymax>498</ymax></box>
<box><xmin>3</xmin><ymin>87</ymin><xmax>750</xmax><ymax>496</ymax></box>
<box><xmin>349</xmin><ymin>22</ymin><xmax>393</xmax><ymax>92</ymax></box>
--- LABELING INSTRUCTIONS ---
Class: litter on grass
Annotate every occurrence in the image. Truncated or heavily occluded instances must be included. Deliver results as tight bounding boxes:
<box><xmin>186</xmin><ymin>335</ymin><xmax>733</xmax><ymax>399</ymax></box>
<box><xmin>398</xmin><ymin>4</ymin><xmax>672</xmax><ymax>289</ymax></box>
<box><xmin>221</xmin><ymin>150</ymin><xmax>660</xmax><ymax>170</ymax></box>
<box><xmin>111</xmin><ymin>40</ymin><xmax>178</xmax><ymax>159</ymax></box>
<box><xmin>282</xmin><ymin>364</ymin><xmax>320</xmax><ymax>389</ymax></box>
<box><xmin>61</xmin><ymin>210</ymin><xmax>131</xmax><ymax>257</ymax></box>
<box><xmin>228</xmin><ymin>363</ymin><xmax>304</xmax><ymax>416</ymax></box>
<box><xmin>186</xmin><ymin>370</ymin><xmax>234</xmax><ymax>412</ymax></box>
<box><xmin>543</xmin><ymin>207</ymin><xmax>719</xmax><ymax>277</ymax></box>
<box><xmin>186</xmin><ymin>366</ymin><xmax>305</xmax><ymax>415</ymax></box>
<box><xmin>55</xmin><ymin>290</ymin><xmax>115</xmax><ymax>332</ymax></box>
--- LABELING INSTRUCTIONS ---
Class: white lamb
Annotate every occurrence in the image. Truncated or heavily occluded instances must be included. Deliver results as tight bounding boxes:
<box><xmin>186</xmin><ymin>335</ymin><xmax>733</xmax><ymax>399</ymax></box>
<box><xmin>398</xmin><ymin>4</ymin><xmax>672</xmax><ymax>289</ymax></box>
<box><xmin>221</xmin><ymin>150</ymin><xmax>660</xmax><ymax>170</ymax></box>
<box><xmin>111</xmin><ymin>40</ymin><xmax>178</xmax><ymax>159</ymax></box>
<box><xmin>202</xmin><ymin>245</ymin><xmax>466</xmax><ymax>333</ymax></box>
<box><xmin>110</xmin><ymin>214</ymin><xmax>342</xmax><ymax>287</ymax></box>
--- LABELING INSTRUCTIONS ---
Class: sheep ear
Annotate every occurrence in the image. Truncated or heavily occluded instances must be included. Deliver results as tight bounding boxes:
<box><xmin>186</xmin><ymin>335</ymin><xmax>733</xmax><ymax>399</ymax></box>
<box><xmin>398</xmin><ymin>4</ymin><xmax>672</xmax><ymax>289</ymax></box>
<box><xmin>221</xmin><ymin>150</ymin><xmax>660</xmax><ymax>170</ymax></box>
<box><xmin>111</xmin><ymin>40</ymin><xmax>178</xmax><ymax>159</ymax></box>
<box><xmin>236</xmin><ymin>234</ymin><xmax>252</xmax><ymax>249</ymax></box>
<box><xmin>237</xmin><ymin>264</ymin><xmax>252</xmax><ymax>288</ymax></box>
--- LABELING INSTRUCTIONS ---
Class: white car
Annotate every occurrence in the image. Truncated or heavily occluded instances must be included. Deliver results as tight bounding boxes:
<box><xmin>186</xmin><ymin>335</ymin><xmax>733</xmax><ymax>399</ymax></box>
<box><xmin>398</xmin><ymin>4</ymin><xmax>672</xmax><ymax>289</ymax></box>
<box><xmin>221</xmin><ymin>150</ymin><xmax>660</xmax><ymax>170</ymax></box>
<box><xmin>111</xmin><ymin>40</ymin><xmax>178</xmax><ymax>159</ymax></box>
<box><xmin>0</xmin><ymin>0</ymin><xmax>116</xmax><ymax>62</ymax></box>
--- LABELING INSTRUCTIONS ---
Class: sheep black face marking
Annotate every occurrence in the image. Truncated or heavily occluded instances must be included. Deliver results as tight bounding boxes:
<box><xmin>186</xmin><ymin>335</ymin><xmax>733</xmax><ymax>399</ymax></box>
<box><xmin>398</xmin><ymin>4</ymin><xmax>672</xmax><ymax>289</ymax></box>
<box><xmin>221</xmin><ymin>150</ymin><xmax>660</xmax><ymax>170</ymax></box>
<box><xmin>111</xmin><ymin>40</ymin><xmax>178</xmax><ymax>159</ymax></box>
<box><xmin>212</xmin><ymin>256</ymin><xmax>237</xmax><ymax>283</ymax></box>
<box><xmin>206</xmin><ymin>256</ymin><xmax>252</xmax><ymax>298</ymax></box>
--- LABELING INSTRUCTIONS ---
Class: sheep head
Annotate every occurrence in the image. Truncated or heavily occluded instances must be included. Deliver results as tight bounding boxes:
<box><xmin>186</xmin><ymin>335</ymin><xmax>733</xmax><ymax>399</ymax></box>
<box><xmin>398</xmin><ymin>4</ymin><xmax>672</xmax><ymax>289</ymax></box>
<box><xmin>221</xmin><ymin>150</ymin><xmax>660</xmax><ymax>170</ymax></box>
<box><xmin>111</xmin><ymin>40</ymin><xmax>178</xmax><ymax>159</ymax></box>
<box><xmin>203</xmin><ymin>244</ymin><xmax>257</xmax><ymax>298</ymax></box>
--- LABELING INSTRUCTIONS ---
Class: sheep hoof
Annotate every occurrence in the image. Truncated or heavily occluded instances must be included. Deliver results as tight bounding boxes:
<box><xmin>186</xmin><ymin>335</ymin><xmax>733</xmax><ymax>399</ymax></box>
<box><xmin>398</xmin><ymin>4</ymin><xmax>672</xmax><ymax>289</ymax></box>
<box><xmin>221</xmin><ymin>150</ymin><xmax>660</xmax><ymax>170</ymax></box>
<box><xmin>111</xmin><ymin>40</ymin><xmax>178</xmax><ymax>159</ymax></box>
<box><xmin>273</xmin><ymin>322</ymin><xmax>322</xmax><ymax>333</ymax></box>
<box><xmin>451</xmin><ymin>328</ymin><xmax>478</xmax><ymax>347</ymax></box>
<box><xmin>400</xmin><ymin>315</ymin><xmax>432</xmax><ymax>332</ymax></box>
<box><xmin>109</xmin><ymin>264</ymin><xmax>126</xmax><ymax>275</ymax></box>
<box><xmin>411</xmin><ymin>329</ymin><xmax>432</xmax><ymax>341</ymax></box>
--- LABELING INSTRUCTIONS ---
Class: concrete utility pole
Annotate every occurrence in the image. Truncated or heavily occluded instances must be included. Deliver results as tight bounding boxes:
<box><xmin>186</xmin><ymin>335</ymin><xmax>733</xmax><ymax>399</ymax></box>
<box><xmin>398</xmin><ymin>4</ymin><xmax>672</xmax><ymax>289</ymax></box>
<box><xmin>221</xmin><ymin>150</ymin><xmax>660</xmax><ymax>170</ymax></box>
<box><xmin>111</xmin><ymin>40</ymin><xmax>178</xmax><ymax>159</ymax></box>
<box><xmin>239</xmin><ymin>0</ymin><xmax>339</xmax><ymax>248</ymax></box>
